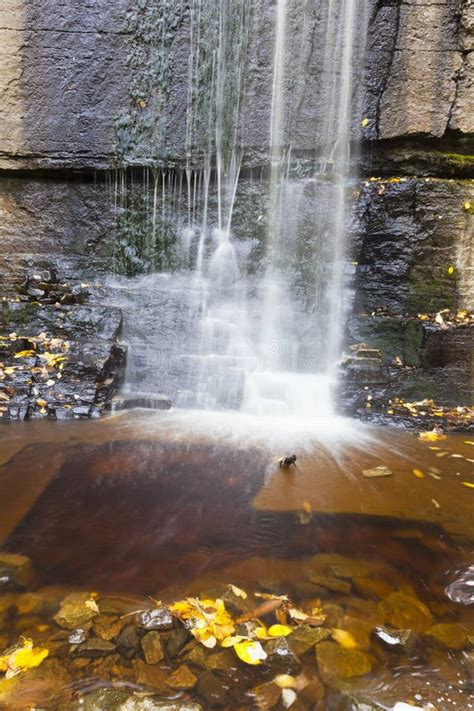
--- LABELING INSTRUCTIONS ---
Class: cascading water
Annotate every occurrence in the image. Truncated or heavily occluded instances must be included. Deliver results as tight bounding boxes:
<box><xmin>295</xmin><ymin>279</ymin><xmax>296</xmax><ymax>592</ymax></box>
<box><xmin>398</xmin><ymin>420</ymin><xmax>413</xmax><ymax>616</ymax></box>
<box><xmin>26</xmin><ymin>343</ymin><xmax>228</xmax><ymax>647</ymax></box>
<box><xmin>110</xmin><ymin>0</ymin><xmax>370</xmax><ymax>425</ymax></box>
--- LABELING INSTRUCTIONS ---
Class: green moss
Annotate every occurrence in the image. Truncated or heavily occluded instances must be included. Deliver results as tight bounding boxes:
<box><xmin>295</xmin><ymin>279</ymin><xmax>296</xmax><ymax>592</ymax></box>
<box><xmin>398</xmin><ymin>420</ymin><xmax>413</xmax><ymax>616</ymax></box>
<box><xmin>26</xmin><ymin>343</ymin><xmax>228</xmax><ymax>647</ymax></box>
<box><xmin>442</xmin><ymin>153</ymin><xmax>474</xmax><ymax>169</ymax></box>
<box><xmin>403</xmin><ymin>320</ymin><xmax>424</xmax><ymax>367</ymax></box>
<box><xmin>406</xmin><ymin>266</ymin><xmax>458</xmax><ymax>315</ymax></box>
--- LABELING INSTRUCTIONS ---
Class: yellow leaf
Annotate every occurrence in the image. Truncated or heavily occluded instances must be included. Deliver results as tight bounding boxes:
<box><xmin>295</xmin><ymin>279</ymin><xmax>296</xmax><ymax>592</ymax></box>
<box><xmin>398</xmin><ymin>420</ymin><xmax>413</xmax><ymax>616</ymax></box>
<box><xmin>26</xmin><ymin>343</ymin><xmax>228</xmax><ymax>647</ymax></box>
<box><xmin>229</xmin><ymin>584</ymin><xmax>247</xmax><ymax>600</ymax></box>
<box><xmin>361</xmin><ymin>118</ymin><xmax>369</xmax><ymax>127</ymax></box>
<box><xmin>301</xmin><ymin>501</ymin><xmax>312</xmax><ymax>513</ymax></box>
<box><xmin>14</xmin><ymin>350</ymin><xmax>35</xmax><ymax>359</ymax></box>
<box><xmin>221</xmin><ymin>635</ymin><xmax>246</xmax><ymax>648</ymax></box>
<box><xmin>418</xmin><ymin>313</ymin><xmax>429</xmax><ymax>321</ymax></box>
<box><xmin>36</xmin><ymin>399</ymin><xmax>47</xmax><ymax>408</ymax></box>
<box><xmin>254</xmin><ymin>627</ymin><xmax>269</xmax><ymax>640</ymax></box>
<box><xmin>274</xmin><ymin>674</ymin><xmax>297</xmax><ymax>689</ymax></box>
<box><xmin>0</xmin><ymin>638</ymin><xmax>49</xmax><ymax>679</ymax></box>
<box><xmin>268</xmin><ymin>624</ymin><xmax>292</xmax><ymax>637</ymax></box>
<box><xmin>447</xmin><ymin>266</ymin><xmax>455</xmax><ymax>275</ymax></box>
<box><xmin>464</xmin><ymin>441</ymin><xmax>474</xmax><ymax>446</ymax></box>
<box><xmin>464</xmin><ymin>201</ymin><xmax>471</xmax><ymax>210</ymax></box>
<box><xmin>462</xmin><ymin>482</ymin><xmax>474</xmax><ymax>489</ymax></box>
<box><xmin>85</xmin><ymin>599</ymin><xmax>99</xmax><ymax>613</ymax></box>
<box><xmin>4</xmin><ymin>367</ymin><xmax>15</xmax><ymax>375</ymax></box>
<box><xmin>432</xmin><ymin>499</ymin><xmax>440</xmax><ymax>509</ymax></box>
<box><xmin>419</xmin><ymin>431</ymin><xmax>447</xmax><ymax>441</ymax></box>
<box><xmin>331</xmin><ymin>629</ymin><xmax>357</xmax><ymax>649</ymax></box>
<box><xmin>413</xmin><ymin>469</ymin><xmax>425</xmax><ymax>479</ymax></box>
<box><xmin>288</xmin><ymin>607</ymin><xmax>309</xmax><ymax>622</ymax></box>
<box><xmin>234</xmin><ymin>640</ymin><xmax>267</xmax><ymax>665</ymax></box>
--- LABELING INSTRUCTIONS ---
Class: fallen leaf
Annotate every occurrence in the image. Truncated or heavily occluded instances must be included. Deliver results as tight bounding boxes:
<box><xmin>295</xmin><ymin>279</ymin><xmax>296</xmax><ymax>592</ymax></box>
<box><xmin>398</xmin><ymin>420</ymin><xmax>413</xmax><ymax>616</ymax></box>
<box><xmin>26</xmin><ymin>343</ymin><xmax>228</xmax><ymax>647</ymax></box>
<box><xmin>36</xmin><ymin>398</ymin><xmax>47</xmax><ymax>408</ymax></box>
<box><xmin>274</xmin><ymin>674</ymin><xmax>297</xmax><ymax>689</ymax></box>
<box><xmin>331</xmin><ymin>629</ymin><xmax>357</xmax><ymax>649</ymax></box>
<box><xmin>282</xmin><ymin>688</ymin><xmax>297</xmax><ymax>707</ymax></box>
<box><xmin>0</xmin><ymin>638</ymin><xmax>49</xmax><ymax>679</ymax></box>
<box><xmin>268</xmin><ymin>624</ymin><xmax>292</xmax><ymax>637</ymax></box>
<box><xmin>234</xmin><ymin>640</ymin><xmax>267</xmax><ymax>665</ymax></box>
<box><xmin>447</xmin><ymin>266</ymin><xmax>455</xmax><ymax>275</ymax></box>
<box><xmin>229</xmin><ymin>584</ymin><xmax>247</xmax><ymax>600</ymax></box>
<box><xmin>14</xmin><ymin>350</ymin><xmax>35</xmax><ymax>359</ymax></box>
<box><xmin>362</xmin><ymin>465</ymin><xmax>392</xmax><ymax>478</ymax></box>
<box><xmin>432</xmin><ymin>499</ymin><xmax>440</xmax><ymax>509</ymax></box>
<box><xmin>462</xmin><ymin>482</ymin><xmax>474</xmax><ymax>489</ymax></box>
<box><xmin>419</xmin><ymin>431</ymin><xmax>447</xmax><ymax>441</ymax></box>
<box><xmin>413</xmin><ymin>469</ymin><xmax>425</xmax><ymax>479</ymax></box>
<box><xmin>361</xmin><ymin>118</ymin><xmax>369</xmax><ymax>127</ymax></box>
<box><xmin>85</xmin><ymin>599</ymin><xmax>100</xmax><ymax>613</ymax></box>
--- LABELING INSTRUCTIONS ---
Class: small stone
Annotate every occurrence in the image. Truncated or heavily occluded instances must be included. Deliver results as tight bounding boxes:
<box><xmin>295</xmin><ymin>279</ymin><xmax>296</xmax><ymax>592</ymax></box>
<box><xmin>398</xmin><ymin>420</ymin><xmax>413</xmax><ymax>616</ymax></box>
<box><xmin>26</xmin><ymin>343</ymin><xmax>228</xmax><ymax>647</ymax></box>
<box><xmin>138</xmin><ymin>607</ymin><xmax>174</xmax><ymax>631</ymax></box>
<box><xmin>251</xmin><ymin>681</ymin><xmax>281</xmax><ymax>709</ymax></box>
<box><xmin>288</xmin><ymin>626</ymin><xmax>331</xmax><ymax>655</ymax></box>
<box><xmin>117</xmin><ymin>623</ymin><xmax>141</xmax><ymax>656</ymax></box>
<box><xmin>68</xmin><ymin>627</ymin><xmax>90</xmax><ymax>645</ymax></box>
<box><xmin>265</xmin><ymin>637</ymin><xmax>301</xmax><ymax>674</ymax></box>
<box><xmin>132</xmin><ymin>659</ymin><xmax>168</xmax><ymax>691</ymax></box>
<box><xmin>73</xmin><ymin>638</ymin><xmax>116</xmax><ymax>657</ymax></box>
<box><xmin>0</xmin><ymin>552</ymin><xmax>33</xmax><ymax>590</ymax></box>
<box><xmin>165</xmin><ymin>626</ymin><xmax>189</xmax><ymax>658</ymax></box>
<box><xmin>362</xmin><ymin>466</ymin><xmax>392</xmax><ymax>478</ymax></box>
<box><xmin>197</xmin><ymin>670</ymin><xmax>228</xmax><ymax>706</ymax></box>
<box><xmin>309</xmin><ymin>573</ymin><xmax>351</xmax><ymax>594</ymax></box>
<box><xmin>288</xmin><ymin>680</ymin><xmax>325</xmax><ymax>710</ymax></box>
<box><xmin>54</xmin><ymin>592</ymin><xmax>100</xmax><ymax>629</ymax></box>
<box><xmin>316</xmin><ymin>641</ymin><xmax>374</xmax><ymax>679</ymax></box>
<box><xmin>72</xmin><ymin>657</ymin><xmax>90</xmax><ymax>669</ymax></box>
<box><xmin>165</xmin><ymin>664</ymin><xmax>198</xmax><ymax>690</ymax></box>
<box><xmin>141</xmin><ymin>631</ymin><xmax>164</xmax><ymax>664</ymax></box>
<box><xmin>379</xmin><ymin>592</ymin><xmax>433</xmax><ymax>633</ymax></box>
<box><xmin>93</xmin><ymin>614</ymin><xmax>128</xmax><ymax>641</ymax></box>
<box><xmin>321</xmin><ymin>603</ymin><xmax>344</xmax><ymax>627</ymax></box>
<box><xmin>426</xmin><ymin>622</ymin><xmax>469</xmax><ymax>650</ymax></box>
<box><xmin>353</xmin><ymin>577</ymin><xmax>394</xmax><ymax>599</ymax></box>
<box><xmin>373</xmin><ymin>625</ymin><xmax>417</xmax><ymax>651</ymax></box>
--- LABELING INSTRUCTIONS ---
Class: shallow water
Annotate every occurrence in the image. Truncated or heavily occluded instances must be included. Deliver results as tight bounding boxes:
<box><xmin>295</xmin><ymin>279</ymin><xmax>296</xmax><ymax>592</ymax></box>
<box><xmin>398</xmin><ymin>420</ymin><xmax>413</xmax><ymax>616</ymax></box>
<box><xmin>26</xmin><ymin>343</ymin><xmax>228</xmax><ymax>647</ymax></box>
<box><xmin>0</xmin><ymin>412</ymin><xmax>473</xmax><ymax>709</ymax></box>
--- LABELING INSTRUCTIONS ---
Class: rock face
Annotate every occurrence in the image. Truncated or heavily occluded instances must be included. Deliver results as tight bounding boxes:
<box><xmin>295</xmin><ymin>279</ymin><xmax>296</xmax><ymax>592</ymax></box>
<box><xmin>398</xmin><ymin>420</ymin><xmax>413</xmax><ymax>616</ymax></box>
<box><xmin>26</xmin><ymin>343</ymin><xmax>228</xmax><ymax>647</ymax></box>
<box><xmin>0</xmin><ymin>0</ymin><xmax>472</xmax><ymax>420</ymax></box>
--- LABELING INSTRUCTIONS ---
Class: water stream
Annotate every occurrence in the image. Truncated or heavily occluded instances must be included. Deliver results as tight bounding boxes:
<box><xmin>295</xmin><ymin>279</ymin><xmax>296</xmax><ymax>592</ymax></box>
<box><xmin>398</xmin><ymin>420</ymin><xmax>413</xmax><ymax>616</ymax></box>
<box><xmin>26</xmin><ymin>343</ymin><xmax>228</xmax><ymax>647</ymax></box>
<box><xmin>110</xmin><ymin>0</ymin><xmax>370</xmax><ymax>422</ymax></box>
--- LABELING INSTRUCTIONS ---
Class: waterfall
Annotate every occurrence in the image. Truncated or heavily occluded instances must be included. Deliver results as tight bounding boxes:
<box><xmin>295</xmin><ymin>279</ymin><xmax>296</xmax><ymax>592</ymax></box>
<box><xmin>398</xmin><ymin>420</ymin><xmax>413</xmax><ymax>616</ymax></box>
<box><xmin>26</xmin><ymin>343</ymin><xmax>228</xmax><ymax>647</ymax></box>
<box><xmin>111</xmin><ymin>0</ymin><xmax>370</xmax><ymax>421</ymax></box>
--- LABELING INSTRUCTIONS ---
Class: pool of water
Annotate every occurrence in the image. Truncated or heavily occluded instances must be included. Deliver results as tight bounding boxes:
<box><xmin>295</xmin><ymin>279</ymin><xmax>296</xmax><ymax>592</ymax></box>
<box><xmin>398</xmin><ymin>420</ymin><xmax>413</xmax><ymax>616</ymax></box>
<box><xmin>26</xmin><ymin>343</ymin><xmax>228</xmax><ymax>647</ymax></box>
<box><xmin>0</xmin><ymin>411</ymin><xmax>473</xmax><ymax>709</ymax></box>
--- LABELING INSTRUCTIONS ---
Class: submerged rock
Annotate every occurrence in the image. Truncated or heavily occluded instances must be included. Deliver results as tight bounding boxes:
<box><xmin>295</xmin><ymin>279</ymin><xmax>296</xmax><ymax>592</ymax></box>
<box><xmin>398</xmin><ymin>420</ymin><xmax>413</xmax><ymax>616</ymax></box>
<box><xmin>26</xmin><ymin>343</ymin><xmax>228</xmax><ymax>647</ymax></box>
<box><xmin>73</xmin><ymin>638</ymin><xmax>116</xmax><ymax>657</ymax></box>
<box><xmin>373</xmin><ymin>625</ymin><xmax>417</xmax><ymax>652</ymax></box>
<box><xmin>197</xmin><ymin>670</ymin><xmax>228</xmax><ymax>707</ymax></box>
<box><xmin>251</xmin><ymin>681</ymin><xmax>281</xmax><ymax>709</ymax></box>
<box><xmin>338</xmin><ymin>616</ymin><xmax>372</xmax><ymax>651</ymax></box>
<box><xmin>309</xmin><ymin>573</ymin><xmax>352</xmax><ymax>594</ymax></box>
<box><xmin>0</xmin><ymin>552</ymin><xmax>33</xmax><ymax>590</ymax></box>
<box><xmin>53</xmin><ymin>592</ymin><xmax>100</xmax><ymax>629</ymax></box>
<box><xmin>139</xmin><ymin>607</ymin><xmax>174</xmax><ymax>631</ymax></box>
<box><xmin>426</xmin><ymin>622</ymin><xmax>469</xmax><ymax>650</ymax></box>
<box><xmin>165</xmin><ymin>664</ymin><xmax>198</xmax><ymax>690</ymax></box>
<box><xmin>379</xmin><ymin>592</ymin><xmax>433</xmax><ymax>633</ymax></box>
<box><xmin>141</xmin><ymin>631</ymin><xmax>164</xmax><ymax>664</ymax></box>
<box><xmin>316</xmin><ymin>641</ymin><xmax>374</xmax><ymax>679</ymax></box>
<box><xmin>73</xmin><ymin>687</ymin><xmax>203</xmax><ymax>711</ymax></box>
<box><xmin>265</xmin><ymin>637</ymin><xmax>301</xmax><ymax>674</ymax></box>
<box><xmin>288</xmin><ymin>625</ymin><xmax>331</xmax><ymax>655</ymax></box>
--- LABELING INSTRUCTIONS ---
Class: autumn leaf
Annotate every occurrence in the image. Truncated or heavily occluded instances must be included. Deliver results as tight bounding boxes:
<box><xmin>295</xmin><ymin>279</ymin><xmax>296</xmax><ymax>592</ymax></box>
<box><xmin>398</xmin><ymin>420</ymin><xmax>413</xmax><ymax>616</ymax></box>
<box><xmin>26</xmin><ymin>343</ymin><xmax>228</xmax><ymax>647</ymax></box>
<box><xmin>419</xmin><ymin>431</ymin><xmax>447</xmax><ymax>441</ymax></box>
<box><xmin>274</xmin><ymin>674</ymin><xmax>297</xmax><ymax>689</ymax></box>
<box><xmin>14</xmin><ymin>350</ymin><xmax>35</xmax><ymax>359</ymax></box>
<box><xmin>331</xmin><ymin>629</ymin><xmax>357</xmax><ymax>649</ymax></box>
<box><xmin>413</xmin><ymin>469</ymin><xmax>425</xmax><ymax>479</ymax></box>
<box><xmin>361</xmin><ymin>118</ymin><xmax>369</xmax><ymax>127</ymax></box>
<box><xmin>229</xmin><ymin>584</ymin><xmax>247</xmax><ymax>599</ymax></box>
<box><xmin>0</xmin><ymin>638</ymin><xmax>49</xmax><ymax>679</ymax></box>
<box><xmin>462</xmin><ymin>482</ymin><xmax>474</xmax><ymax>489</ymax></box>
<box><xmin>234</xmin><ymin>640</ymin><xmax>267</xmax><ymax>665</ymax></box>
<box><xmin>268</xmin><ymin>624</ymin><xmax>292</xmax><ymax>637</ymax></box>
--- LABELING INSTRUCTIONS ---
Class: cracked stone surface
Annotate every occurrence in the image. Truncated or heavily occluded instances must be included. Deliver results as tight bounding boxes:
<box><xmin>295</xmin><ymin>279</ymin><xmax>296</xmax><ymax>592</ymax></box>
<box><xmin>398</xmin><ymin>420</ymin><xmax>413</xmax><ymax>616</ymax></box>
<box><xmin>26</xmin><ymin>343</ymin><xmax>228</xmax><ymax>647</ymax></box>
<box><xmin>0</xmin><ymin>0</ymin><xmax>471</xmax><ymax>170</ymax></box>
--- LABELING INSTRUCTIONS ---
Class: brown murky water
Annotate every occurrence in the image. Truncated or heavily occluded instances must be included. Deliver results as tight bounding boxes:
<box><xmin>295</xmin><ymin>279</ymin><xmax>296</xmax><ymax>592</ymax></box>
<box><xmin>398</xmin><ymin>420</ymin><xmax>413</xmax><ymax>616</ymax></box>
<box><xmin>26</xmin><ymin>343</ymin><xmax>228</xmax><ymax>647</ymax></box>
<box><xmin>0</xmin><ymin>411</ymin><xmax>473</xmax><ymax>709</ymax></box>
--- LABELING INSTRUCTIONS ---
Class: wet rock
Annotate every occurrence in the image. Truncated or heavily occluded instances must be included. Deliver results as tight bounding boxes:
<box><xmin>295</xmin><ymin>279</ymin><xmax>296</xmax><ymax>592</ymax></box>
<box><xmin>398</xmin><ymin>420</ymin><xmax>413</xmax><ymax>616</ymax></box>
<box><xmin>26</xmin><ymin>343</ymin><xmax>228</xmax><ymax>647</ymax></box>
<box><xmin>16</xmin><ymin>588</ymin><xmax>63</xmax><ymax>616</ymax></box>
<box><xmin>117</xmin><ymin>623</ymin><xmax>141</xmax><ymax>659</ymax></box>
<box><xmin>289</xmin><ymin>679</ymin><xmax>325</xmax><ymax>710</ymax></box>
<box><xmin>352</xmin><ymin>577</ymin><xmax>394</xmax><ymax>600</ymax></box>
<box><xmin>288</xmin><ymin>626</ymin><xmax>331</xmax><ymax>655</ymax></box>
<box><xmin>132</xmin><ymin>658</ymin><xmax>169</xmax><ymax>691</ymax></box>
<box><xmin>445</xmin><ymin>566</ymin><xmax>474</xmax><ymax>605</ymax></box>
<box><xmin>379</xmin><ymin>592</ymin><xmax>433</xmax><ymax>633</ymax></box>
<box><xmin>165</xmin><ymin>664</ymin><xmax>198</xmax><ymax>690</ymax></box>
<box><xmin>316</xmin><ymin>641</ymin><xmax>374</xmax><ymax>679</ymax></box>
<box><xmin>362</xmin><ymin>466</ymin><xmax>392</xmax><ymax>478</ymax></box>
<box><xmin>73</xmin><ymin>638</ymin><xmax>116</xmax><ymax>657</ymax></box>
<box><xmin>321</xmin><ymin>603</ymin><xmax>345</xmax><ymax>627</ymax></box>
<box><xmin>197</xmin><ymin>670</ymin><xmax>228</xmax><ymax>707</ymax></box>
<box><xmin>373</xmin><ymin>625</ymin><xmax>417</xmax><ymax>652</ymax></box>
<box><xmin>93</xmin><ymin>614</ymin><xmax>128</xmax><ymax>641</ymax></box>
<box><xmin>0</xmin><ymin>551</ymin><xmax>33</xmax><ymax>590</ymax></box>
<box><xmin>426</xmin><ymin>622</ymin><xmax>469</xmax><ymax>650</ymax></box>
<box><xmin>265</xmin><ymin>637</ymin><xmax>301</xmax><ymax>674</ymax></box>
<box><xmin>251</xmin><ymin>681</ymin><xmax>281</xmax><ymax>709</ymax></box>
<box><xmin>338</xmin><ymin>616</ymin><xmax>372</xmax><ymax>651</ymax></box>
<box><xmin>111</xmin><ymin>392</ymin><xmax>172</xmax><ymax>411</ymax></box>
<box><xmin>53</xmin><ymin>592</ymin><xmax>100</xmax><ymax>629</ymax></box>
<box><xmin>309</xmin><ymin>573</ymin><xmax>352</xmax><ymax>594</ymax></box>
<box><xmin>141</xmin><ymin>631</ymin><xmax>164</xmax><ymax>664</ymax></box>
<box><xmin>165</xmin><ymin>626</ymin><xmax>189</xmax><ymax>658</ymax></box>
<box><xmin>68</xmin><ymin>627</ymin><xmax>90</xmax><ymax>645</ymax></box>
<box><xmin>330</xmin><ymin>562</ymin><xmax>371</xmax><ymax>580</ymax></box>
<box><xmin>138</xmin><ymin>607</ymin><xmax>174</xmax><ymax>631</ymax></box>
<box><xmin>73</xmin><ymin>687</ymin><xmax>203</xmax><ymax>711</ymax></box>
<box><xmin>221</xmin><ymin>584</ymin><xmax>252</xmax><ymax>615</ymax></box>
